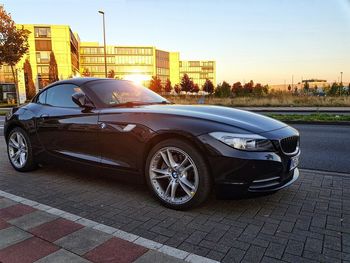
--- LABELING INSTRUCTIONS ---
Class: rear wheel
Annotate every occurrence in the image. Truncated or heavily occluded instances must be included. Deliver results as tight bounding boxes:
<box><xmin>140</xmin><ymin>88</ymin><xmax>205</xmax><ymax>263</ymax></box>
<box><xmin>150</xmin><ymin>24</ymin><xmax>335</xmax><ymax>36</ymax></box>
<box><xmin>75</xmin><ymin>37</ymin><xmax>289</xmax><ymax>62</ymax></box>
<box><xmin>7</xmin><ymin>127</ymin><xmax>37</xmax><ymax>172</ymax></box>
<box><xmin>145</xmin><ymin>139</ymin><xmax>212</xmax><ymax>210</ymax></box>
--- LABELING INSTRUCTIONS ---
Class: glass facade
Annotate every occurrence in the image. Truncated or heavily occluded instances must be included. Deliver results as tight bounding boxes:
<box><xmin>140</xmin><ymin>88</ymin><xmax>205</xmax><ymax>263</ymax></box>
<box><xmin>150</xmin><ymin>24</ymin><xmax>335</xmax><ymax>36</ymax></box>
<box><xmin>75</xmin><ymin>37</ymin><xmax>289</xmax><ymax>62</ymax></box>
<box><xmin>156</xmin><ymin>50</ymin><xmax>170</xmax><ymax>84</ymax></box>
<box><xmin>80</xmin><ymin>43</ymin><xmax>216</xmax><ymax>88</ymax></box>
<box><xmin>180</xmin><ymin>60</ymin><xmax>216</xmax><ymax>88</ymax></box>
<box><xmin>80</xmin><ymin>45</ymin><xmax>157</xmax><ymax>85</ymax></box>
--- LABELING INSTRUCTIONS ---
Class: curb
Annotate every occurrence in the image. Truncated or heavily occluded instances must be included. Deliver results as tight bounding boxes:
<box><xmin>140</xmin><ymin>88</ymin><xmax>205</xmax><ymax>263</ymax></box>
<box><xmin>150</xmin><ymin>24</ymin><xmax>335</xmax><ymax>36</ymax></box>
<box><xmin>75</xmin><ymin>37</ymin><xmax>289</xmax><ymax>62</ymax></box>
<box><xmin>283</xmin><ymin>120</ymin><xmax>350</xmax><ymax>126</ymax></box>
<box><xmin>0</xmin><ymin>190</ymin><xmax>220</xmax><ymax>263</ymax></box>
<box><xmin>300</xmin><ymin>168</ymin><xmax>350</xmax><ymax>177</ymax></box>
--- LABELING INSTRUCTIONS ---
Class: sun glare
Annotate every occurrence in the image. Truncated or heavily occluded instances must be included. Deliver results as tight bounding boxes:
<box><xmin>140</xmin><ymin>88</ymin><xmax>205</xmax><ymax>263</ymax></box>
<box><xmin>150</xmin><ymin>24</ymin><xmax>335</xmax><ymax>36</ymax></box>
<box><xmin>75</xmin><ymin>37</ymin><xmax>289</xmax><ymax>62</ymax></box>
<box><xmin>123</xmin><ymin>74</ymin><xmax>151</xmax><ymax>85</ymax></box>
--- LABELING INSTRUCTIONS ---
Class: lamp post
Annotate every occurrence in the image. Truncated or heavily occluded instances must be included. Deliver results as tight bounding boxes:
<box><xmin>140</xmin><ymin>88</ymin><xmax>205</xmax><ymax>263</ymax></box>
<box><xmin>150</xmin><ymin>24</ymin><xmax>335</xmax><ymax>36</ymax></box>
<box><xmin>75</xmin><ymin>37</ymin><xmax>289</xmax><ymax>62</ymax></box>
<box><xmin>340</xmin><ymin>72</ymin><xmax>343</xmax><ymax>96</ymax></box>
<box><xmin>340</xmin><ymin>72</ymin><xmax>343</xmax><ymax>84</ymax></box>
<box><xmin>98</xmin><ymin>10</ymin><xmax>107</xmax><ymax>78</ymax></box>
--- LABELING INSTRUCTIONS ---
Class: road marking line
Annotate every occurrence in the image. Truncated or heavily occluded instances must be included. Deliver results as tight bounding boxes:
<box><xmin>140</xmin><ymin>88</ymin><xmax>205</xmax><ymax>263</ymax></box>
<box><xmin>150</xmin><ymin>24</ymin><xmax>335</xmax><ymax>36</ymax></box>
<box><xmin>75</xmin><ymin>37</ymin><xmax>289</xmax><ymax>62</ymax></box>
<box><xmin>0</xmin><ymin>189</ymin><xmax>220</xmax><ymax>263</ymax></box>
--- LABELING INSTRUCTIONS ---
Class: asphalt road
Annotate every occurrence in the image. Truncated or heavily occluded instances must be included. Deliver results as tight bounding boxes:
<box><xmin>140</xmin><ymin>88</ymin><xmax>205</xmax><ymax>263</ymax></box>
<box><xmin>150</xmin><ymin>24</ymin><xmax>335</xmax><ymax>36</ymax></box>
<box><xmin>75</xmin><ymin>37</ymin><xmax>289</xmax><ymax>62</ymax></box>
<box><xmin>291</xmin><ymin>124</ymin><xmax>350</xmax><ymax>174</ymax></box>
<box><xmin>0</xmin><ymin>116</ymin><xmax>349</xmax><ymax>174</ymax></box>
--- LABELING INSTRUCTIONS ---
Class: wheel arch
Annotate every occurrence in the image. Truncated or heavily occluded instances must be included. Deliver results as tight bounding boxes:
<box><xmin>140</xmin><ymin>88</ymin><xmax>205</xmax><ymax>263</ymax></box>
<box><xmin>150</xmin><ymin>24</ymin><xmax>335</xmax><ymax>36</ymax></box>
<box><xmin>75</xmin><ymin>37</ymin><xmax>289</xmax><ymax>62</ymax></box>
<box><xmin>4</xmin><ymin>122</ymin><xmax>26</xmax><ymax>142</ymax></box>
<box><xmin>142</xmin><ymin>132</ymin><xmax>214</xmax><ymax>180</ymax></box>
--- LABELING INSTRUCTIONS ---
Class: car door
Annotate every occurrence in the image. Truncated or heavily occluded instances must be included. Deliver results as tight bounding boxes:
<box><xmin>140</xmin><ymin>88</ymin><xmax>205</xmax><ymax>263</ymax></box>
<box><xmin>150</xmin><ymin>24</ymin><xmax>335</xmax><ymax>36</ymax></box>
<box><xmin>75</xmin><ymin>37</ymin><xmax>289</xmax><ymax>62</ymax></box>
<box><xmin>98</xmin><ymin>109</ymin><xmax>152</xmax><ymax>173</ymax></box>
<box><xmin>35</xmin><ymin>83</ymin><xmax>101</xmax><ymax>164</ymax></box>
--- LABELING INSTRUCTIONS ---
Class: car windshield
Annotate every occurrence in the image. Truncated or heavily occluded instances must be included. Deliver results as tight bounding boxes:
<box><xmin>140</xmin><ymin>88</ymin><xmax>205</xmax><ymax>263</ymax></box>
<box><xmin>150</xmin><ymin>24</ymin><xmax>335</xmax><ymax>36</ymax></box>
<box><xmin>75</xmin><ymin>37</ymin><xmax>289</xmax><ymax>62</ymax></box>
<box><xmin>88</xmin><ymin>80</ymin><xmax>169</xmax><ymax>107</ymax></box>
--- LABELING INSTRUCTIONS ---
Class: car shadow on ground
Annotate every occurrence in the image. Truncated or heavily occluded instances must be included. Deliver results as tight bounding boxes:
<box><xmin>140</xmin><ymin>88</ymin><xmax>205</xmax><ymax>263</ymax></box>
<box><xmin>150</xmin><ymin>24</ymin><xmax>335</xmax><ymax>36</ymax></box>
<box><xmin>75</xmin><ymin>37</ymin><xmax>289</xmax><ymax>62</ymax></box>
<box><xmin>40</xmin><ymin>161</ymin><xmax>282</xmax><ymax>207</ymax></box>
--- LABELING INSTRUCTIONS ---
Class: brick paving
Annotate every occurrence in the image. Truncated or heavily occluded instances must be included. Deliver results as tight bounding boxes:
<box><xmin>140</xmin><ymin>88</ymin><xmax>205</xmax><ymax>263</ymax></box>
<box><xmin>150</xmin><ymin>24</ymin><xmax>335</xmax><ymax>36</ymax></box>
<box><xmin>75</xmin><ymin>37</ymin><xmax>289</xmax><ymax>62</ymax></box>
<box><xmin>0</xmin><ymin>196</ymin><xmax>188</xmax><ymax>263</ymax></box>
<box><xmin>0</xmin><ymin>138</ymin><xmax>349</xmax><ymax>262</ymax></box>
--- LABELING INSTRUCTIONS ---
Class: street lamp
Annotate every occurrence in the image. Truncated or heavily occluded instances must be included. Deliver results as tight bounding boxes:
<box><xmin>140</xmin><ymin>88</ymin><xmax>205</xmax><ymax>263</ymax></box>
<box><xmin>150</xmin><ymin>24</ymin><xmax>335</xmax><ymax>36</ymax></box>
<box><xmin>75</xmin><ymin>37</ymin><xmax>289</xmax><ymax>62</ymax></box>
<box><xmin>340</xmin><ymin>72</ymin><xmax>343</xmax><ymax>84</ymax></box>
<box><xmin>98</xmin><ymin>10</ymin><xmax>107</xmax><ymax>78</ymax></box>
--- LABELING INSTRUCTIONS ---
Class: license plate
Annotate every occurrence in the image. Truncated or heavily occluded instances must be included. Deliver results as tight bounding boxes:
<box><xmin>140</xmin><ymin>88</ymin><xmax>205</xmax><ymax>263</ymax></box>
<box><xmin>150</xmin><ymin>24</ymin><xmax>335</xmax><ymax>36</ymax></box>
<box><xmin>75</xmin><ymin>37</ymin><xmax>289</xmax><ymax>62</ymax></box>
<box><xmin>289</xmin><ymin>155</ymin><xmax>299</xmax><ymax>171</ymax></box>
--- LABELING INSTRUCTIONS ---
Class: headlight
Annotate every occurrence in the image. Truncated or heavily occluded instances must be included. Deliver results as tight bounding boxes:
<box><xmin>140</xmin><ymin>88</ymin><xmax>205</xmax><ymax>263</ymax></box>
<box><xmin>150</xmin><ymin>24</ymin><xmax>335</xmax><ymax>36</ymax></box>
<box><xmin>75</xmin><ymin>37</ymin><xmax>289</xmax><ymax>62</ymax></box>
<box><xmin>209</xmin><ymin>132</ymin><xmax>275</xmax><ymax>151</ymax></box>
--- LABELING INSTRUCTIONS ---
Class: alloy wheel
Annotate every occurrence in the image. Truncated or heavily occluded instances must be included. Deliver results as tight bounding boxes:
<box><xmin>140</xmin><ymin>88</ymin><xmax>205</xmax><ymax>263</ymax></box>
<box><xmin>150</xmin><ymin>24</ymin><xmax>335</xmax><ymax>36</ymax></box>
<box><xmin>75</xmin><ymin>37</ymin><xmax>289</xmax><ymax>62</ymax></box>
<box><xmin>8</xmin><ymin>131</ymin><xmax>28</xmax><ymax>169</ymax></box>
<box><xmin>149</xmin><ymin>147</ymin><xmax>199</xmax><ymax>205</ymax></box>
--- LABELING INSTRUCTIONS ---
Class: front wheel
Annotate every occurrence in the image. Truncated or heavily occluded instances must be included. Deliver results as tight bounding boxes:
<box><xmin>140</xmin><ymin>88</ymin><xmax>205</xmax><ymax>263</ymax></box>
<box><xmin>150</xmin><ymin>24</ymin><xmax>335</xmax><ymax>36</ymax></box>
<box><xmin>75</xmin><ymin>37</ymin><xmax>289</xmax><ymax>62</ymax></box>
<box><xmin>145</xmin><ymin>139</ymin><xmax>212</xmax><ymax>210</ymax></box>
<box><xmin>7</xmin><ymin>127</ymin><xmax>38</xmax><ymax>172</ymax></box>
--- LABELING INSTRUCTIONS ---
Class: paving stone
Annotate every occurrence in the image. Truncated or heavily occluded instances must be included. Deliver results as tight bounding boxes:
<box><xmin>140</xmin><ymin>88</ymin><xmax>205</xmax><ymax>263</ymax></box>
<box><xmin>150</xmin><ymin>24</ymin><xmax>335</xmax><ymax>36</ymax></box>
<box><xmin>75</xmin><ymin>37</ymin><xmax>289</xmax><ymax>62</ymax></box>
<box><xmin>205</xmin><ymin>250</ymin><xmax>226</xmax><ymax>262</ymax></box>
<box><xmin>265</xmin><ymin>242</ymin><xmax>285</xmax><ymax>259</ymax></box>
<box><xmin>55</xmin><ymin>227</ymin><xmax>111</xmax><ymax>255</ymax></box>
<box><xmin>0</xmin><ymin>218</ymin><xmax>10</xmax><ymax>230</ymax></box>
<box><xmin>242</xmin><ymin>245</ymin><xmax>266</xmax><ymax>262</ymax></box>
<box><xmin>84</xmin><ymin>237</ymin><xmax>148</xmax><ymax>263</ymax></box>
<box><xmin>261</xmin><ymin>256</ymin><xmax>284</xmax><ymax>263</ymax></box>
<box><xmin>157</xmin><ymin>245</ymin><xmax>189</xmax><ymax>260</ymax></box>
<box><xmin>0</xmin><ymin>204</ymin><xmax>36</xmax><ymax>220</ymax></box>
<box><xmin>0</xmin><ymin>226</ymin><xmax>32</xmax><ymax>249</ymax></box>
<box><xmin>0</xmin><ymin>237</ymin><xmax>59</xmax><ymax>263</ymax></box>
<box><xmin>0</xmin><ymin>198</ymin><xmax>16</xmax><ymax>209</ymax></box>
<box><xmin>9</xmin><ymin>210</ymin><xmax>57</xmax><ymax>230</ymax></box>
<box><xmin>324</xmin><ymin>235</ymin><xmax>342</xmax><ymax>251</ymax></box>
<box><xmin>285</xmin><ymin>240</ymin><xmax>304</xmax><ymax>256</ymax></box>
<box><xmin>304</xmin><ymin>237</ymin><xmax>323</xmax><ymax>253</ymax></box>
<box><xmin>134</xmin><ymin>250</ymin><xmax>184</xmax><ymax>263</ymax></box>
<box><xmin>29</xmin><ymin>218</ymin><xmax>84</xmax><ymax>242</ymax></box>
<box><xmin>222</xmin><ymin>247</ymin><xmax>245</xmax><ymax>263</ymax></box>
<box><xmin>134</xmin><ymin>237</ymin><xmax>163</xmax><ymax>250</ymax></box>
<box><xmin>35</xmin><ymin>249</ymin><xmax>91</xmax><ymax>263</ymax></box>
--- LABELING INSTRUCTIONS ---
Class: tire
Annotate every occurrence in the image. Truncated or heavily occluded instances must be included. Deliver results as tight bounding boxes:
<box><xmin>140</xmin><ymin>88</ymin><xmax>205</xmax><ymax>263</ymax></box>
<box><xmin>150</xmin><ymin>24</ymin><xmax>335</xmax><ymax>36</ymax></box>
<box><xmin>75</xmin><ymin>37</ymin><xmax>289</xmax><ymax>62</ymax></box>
<box><xmin>7</xmin><ymin>127</ymin><xmax>38</xmax><ymax>172</ymax></box>
<box><xmin>145</xmin><ymin>138</ymin><xmax>212</xmax><ymax>210</ymax></box>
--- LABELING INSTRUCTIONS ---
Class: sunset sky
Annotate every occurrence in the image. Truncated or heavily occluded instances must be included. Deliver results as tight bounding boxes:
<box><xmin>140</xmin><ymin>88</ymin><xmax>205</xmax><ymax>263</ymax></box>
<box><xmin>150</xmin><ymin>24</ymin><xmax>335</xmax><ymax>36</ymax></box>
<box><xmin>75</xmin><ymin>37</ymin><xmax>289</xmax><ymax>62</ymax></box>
<box><xmin>2</xmin><ymin>0</ymin><xmax>350</xmax><ymax>85</ymax></box>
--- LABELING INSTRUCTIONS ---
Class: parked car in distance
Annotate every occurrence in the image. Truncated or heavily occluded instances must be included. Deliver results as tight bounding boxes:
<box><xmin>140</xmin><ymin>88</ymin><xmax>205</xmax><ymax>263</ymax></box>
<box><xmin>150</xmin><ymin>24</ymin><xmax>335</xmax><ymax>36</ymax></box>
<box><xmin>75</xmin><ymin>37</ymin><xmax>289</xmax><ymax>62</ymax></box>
<box><xmin>4</xmin><ymin>78</ymin><xmax>300</xmax><ymax>209</ymax></box>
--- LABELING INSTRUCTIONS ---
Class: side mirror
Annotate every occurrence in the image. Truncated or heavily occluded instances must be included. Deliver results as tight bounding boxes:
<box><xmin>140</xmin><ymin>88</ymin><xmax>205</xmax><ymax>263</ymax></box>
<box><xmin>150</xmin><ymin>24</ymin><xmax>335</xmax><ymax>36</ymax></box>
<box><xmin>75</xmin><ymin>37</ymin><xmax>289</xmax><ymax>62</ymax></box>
<box><xmin>72</xmin><ymin>92</ymin><xmax>94</xmax><ymax>109</ymax></box>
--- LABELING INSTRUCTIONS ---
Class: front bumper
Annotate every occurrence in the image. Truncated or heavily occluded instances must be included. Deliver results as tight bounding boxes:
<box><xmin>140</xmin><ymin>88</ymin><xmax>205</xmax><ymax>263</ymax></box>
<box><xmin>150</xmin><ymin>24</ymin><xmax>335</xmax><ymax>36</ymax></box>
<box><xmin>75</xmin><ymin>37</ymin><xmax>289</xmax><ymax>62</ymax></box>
<box><xmin>197</xmin><ymin>131</ymin><xmax>300</xmax><ymax>193</ymax></box>
<box><xmin>216</xmin><ymin>168</ymin><xmax>299</xmax><ymax>193</ymax></box>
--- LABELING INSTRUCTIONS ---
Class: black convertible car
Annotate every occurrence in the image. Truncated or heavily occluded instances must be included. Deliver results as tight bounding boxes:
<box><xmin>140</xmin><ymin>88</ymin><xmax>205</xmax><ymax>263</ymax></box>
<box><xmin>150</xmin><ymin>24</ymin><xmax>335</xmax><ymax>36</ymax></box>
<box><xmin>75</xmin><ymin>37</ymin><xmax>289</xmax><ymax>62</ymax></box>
<box><xmin>4</xmin><ymin>78</ymin><xmax>300</xmax><ymax>209</ymax></box>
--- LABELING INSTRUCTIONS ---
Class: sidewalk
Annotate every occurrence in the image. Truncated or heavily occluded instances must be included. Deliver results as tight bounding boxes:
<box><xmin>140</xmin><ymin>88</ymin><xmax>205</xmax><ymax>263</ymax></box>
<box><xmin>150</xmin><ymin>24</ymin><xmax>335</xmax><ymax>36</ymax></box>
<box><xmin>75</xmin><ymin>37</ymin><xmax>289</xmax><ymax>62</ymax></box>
<box><xmin>0</xmin><ymin>194</ymin><xmax>212</xmax><ymax>263</ymax></box>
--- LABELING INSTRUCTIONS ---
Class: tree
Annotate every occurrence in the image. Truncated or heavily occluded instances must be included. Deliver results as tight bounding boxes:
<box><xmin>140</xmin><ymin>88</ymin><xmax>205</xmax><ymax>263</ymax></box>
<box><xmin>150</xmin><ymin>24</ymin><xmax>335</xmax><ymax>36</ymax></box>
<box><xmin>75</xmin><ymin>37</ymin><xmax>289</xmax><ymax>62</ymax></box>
<box><xmin>174</xmin><ymin>84</ymin><xmax>181</xmax><ymax>94</ymax></box>
<box><xmin>288</xmin><ymin>84</ymin><xmax>292</xmax><ymax>92</ymax></box>
<box><xmin>149</xmin><ymin>76</ymin><xmax>163</xmax><ymax>93</ymax></box>
<box><xmin>82</xmin><ymin>68</ymin><xmax>91</xmax><ymax>77</ymax></box>
<box><xmin>327</xmin><ymin>82</ymin><xmax>339</xmax><ymax>96</ymax></box>
<box><xmin>252</xmin><ymin>83</ymin><xmax>265</xmax><ymax>96</ymax></box>
<box><xmin>107</xmin><ymin>69</ymin><xmax>115</xmax><ymax>78</ymax></box>
<box><xmin>202</xmin><ymin>79</ymin><xmax>214</xmax><ymax>94</ymax></box>
<box><xmin>192</xmin><ymin>83</ymin><xmax>200</xmax><ymax>93</ymax></box>
<box><xmin>0</xmin><ymin>5</ymin><xmax>30</xmax><ymax>105</ymax></box>
<box><xmin>164</xmin><ymin>79</ymin><xmax>172</xmax><ymax>93</ymax></box>
<box><xmin>48</xmin><ymin>51</ymin><xmax>58</xmax><ymax>83</ymax></box>
<box><xmin>303</xmin><ymin>81</ymin><xmax>310</xmax><ymax>92</ymax></box>
<box><xmin>231</xmin><ymin>82</ymin><xmax>243</xmax><ymax>96</ymax></box>
<box><xmin>180</xmin><ymin>74</ymin><xmax>194</xmax><ymax>92</ymax></box>
<box><xmin>23</xmin><ymin>59</ymin><xmax>36</xmax><ymax>100</ymax></box>
<box><xmin>215</xmin><ymin>81</ymin><xmax>231</xmax><ymax>97</ymax></box>
<box><xmin>243</xmin><ymin>80</ymin><xmax>254</xmax><ymax>94</ymax></box>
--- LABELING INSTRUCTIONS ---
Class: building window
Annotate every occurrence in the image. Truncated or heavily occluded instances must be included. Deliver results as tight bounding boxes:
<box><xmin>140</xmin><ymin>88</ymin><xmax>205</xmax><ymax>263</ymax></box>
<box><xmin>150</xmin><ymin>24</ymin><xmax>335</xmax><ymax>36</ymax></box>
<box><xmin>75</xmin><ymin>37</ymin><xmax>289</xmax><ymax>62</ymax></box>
<box><xmin>34</xmin><ymin>27</ymin><xmax>51</xmax><ymax>38</ymax></box>
<box><xmin>37</xmin><ymin>65</ymin><xmax>49</xmax><ymax>75</ymax></box>
<box><xmin>36</xmin><ymin>52</ymin><xmax>50</xmax><ymax>64</ymax></box>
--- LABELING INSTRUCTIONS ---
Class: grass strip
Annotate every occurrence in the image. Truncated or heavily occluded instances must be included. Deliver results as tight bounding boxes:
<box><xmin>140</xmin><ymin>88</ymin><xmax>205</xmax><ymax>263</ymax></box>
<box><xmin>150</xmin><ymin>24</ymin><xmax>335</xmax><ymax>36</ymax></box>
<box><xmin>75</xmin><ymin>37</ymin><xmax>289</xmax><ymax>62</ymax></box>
<box><xmin>267</xmin><ymin>113</ymin><xmax>350</xmax><ymax>122</ymax></box>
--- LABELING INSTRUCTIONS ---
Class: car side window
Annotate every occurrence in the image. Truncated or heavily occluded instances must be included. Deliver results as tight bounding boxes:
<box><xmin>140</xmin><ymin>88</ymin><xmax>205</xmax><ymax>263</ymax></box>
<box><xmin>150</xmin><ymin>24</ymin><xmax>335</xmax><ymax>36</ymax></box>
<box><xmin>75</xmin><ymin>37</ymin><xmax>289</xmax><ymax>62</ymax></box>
<box><xmin>45</xmin><ymin>84</ymin><xmax>82</xmax><ymax>108</ymax></box>
<box><xmin>37</xmin><ymin>90</ymin><xmax>47</xmax><ymax>104</ymax></box>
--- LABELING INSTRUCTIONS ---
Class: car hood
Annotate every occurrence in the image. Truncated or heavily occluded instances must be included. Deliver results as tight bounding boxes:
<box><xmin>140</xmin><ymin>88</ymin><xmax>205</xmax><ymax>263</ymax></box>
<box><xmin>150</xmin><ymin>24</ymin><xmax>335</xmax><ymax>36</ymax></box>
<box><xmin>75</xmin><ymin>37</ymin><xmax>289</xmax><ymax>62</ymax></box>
<box><xmin>104</xmin><ymin>104</ymin><xmax>288</xmax><ymax>134</ymax></box>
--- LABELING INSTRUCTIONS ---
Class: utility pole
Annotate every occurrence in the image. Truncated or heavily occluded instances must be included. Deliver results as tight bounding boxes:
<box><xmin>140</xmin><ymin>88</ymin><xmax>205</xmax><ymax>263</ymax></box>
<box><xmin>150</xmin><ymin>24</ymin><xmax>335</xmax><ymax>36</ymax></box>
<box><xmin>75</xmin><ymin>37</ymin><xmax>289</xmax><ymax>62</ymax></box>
<box><xmin>98</xmin><ymin>10</ymin><xmax>107</xmax><ymax>78</ymax></box>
